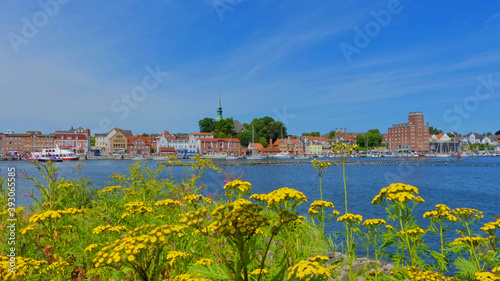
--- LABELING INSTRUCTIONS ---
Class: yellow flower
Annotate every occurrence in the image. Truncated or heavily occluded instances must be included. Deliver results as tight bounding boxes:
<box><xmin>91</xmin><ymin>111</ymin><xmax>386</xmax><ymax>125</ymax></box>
<box><xmin>250</xmin><ymin>268</ymin><xmax>268</xmax><ymax>275</ymax></box>
<box><xmin>195</xmin><ymin>258</ymin><xmax>213</xmax><ymax>266</ymax></box>
<box><xmin>287</xmin><ymin>260</ymin><xmax>331</xmax><ymax>280</ymax></box>
<box><xmin>166</xmin><ymin>251</ymin><xmax>190</xmax><ymax>266</ymax></box>
<box><xmin>362</xmin><ymin>219</ymin><xmax>386</xmax><ymax>228</ymax></box>
<box><xmin>337</xmin><ymin>213</ymin><xmax>363</xmax><ymax>224</ymax></box>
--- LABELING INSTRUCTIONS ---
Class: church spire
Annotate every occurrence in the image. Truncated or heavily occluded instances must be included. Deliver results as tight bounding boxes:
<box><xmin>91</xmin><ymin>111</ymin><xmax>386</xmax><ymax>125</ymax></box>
<box><xmin>215</xmin><ymin>94</ymin><xmax>223</xmax><ymax>122</ymax></box>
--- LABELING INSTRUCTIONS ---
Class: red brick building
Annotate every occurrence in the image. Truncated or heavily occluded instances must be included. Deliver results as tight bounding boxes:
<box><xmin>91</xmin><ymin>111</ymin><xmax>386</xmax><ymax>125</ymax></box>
<box><xmin>387</xmin><ymin>112</ymin><xmax>429</xmax><ymax>152</ymax></box>
<box><xmin>0</xmin><ymin>131</ymin><xmax>56</xmax><ymax>156</ymax></box>
<box><xmin>198</xmin><ymin>138</ymin><xmax>241</xmax><ymax>156</ymax></box>
<box><xmin>126</xmin><ymin>135</ymin><xmax>151</xmax><ymax>155</ymax></box>
<box><xmin>272</xmin><ymin>138</ymin><xmax>305</xmax><ymax>155</ymax></box>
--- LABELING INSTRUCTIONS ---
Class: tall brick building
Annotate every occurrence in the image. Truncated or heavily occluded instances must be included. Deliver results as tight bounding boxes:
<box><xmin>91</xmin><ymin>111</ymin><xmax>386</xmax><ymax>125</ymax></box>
<box><xmin>387</xmin><ymin>112</ymin><xmax>429</xmax><ymax>153</ymax></box>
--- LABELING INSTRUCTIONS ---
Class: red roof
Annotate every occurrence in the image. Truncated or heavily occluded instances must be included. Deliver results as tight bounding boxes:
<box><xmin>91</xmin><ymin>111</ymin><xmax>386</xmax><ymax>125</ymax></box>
<box><xmin>191</xmin><ymin>133</ymin><xmax>213</xmax><ymax>135</ymax></box>
<box><xmin>159</xmin><ymin>147</ymin><xmax>175</xmax><ymax>152</ymax></box>
<box><xmin>304</xmin><ymin>136</ymin><xmax>327</xmax><ymax>141</ymax></box>
<box><xmin>55</xmin><ymin>133</ymin><xmax>87</xmax><ymax>140</ymax></box>
<box><xmin>198</xmin><ymin>138</ymin><xmax>240</xmax><ymax>142</ymax></box>
<box><xmin>248</xmin><ymin>143</ymin><xmax>264</xmax><ymax>150</ymax></box>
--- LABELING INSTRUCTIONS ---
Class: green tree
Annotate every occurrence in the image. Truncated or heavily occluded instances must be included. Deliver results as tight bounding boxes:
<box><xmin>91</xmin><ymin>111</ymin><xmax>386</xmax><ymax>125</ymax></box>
<box><xmin>213</xmin><ymin>118</ymin><xmax>235</xmax><ymax>138</ymax></box>
<box><xmin>485</xmin><ymin>132</ymin><xmax>492</xmax><ymax>136</ymax></box>
<box><xmin>366</xmin><ymin>129</ymin><xmax>383</xmax><ymax>147</ymax></box>
<box><xmin>447</xmin><ymin>133</ymin><xmax>456</xmax><ymax>137</ymax></box>
<box><xmin>90</xmin><ymin>136</ymin><xmax>96</xmax><ymax>146</ymax></box>
<box><xmin>429</xmin><ymin>126</ymin><xmax>443</xmax><ymax>135</ymax></box>
<box><xmin>142</xmin><ymin>133</ymin><xmax>149</xmax><ymax>137</ymax></box>
<box><xmin>328</xmin><ymin>131</ymin><xmax>336</xmax><ymax>139</ymax></box>
<box><xmin>495</xmin><ymin>130</ymin><xmax>500</xmax><ymax>135</ymax></box>
<box><xmin>356</xmin><ymin>134</ymin><xmax>366</xmax><ymax>147</ymax></box>
<box><xmin>257</xmin><ymin>137</ymin><xmax>269</xmax><ymax>148</ymax></box>
<box><xmin>237</xmin><ymin>130</ymin><xmax>252</xmax><ymax>146</ymax></box>
<box><xmin>199</xmin><ymin>118</ymin><xmax>216</xmax><ymax>133</ymax></box>
<box><xmin>302</xmin><ymin>132</ymin><xmax>320</xmax><ymax>137</ymax></box>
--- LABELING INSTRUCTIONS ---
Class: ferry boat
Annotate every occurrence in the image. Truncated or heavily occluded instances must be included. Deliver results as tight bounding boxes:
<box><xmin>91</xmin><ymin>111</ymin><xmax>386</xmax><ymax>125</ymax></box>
<box><xmin>273</xmin><ymin>152</ymin><xmax>291</xmax><ymax>158</ymax></box>
<box><xmin>31</xmin><ymin>146</ymin><xmax>80</xmax><ymax>162</ymax></box>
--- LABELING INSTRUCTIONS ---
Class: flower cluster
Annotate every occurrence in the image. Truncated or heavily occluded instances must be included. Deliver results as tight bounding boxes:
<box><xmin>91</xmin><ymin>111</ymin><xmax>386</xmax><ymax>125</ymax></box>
<box><xmin>407</xmin><ymin>266</ymin><xmax>454</xmax><ymax>281</ymax></box>
<box><xmin>56</xmin><ymin>183</ymin><xmax>74</xmax><ymax>189</ymax></box>
<box><xmin>20</xmin><ymin>224</ymin><xmax>36</xmax><ymax>235</ymax></box>
<box><xmin>331</xmin><ymin>142</ymin><xmax>358</xmax><ymax>157</ymax></box>
<box><xmin>362</xmin><ymin>219</ymin><xmax>386</xmax><ymax>228</ymax></box>
<box><xmin>451</xmin><ymin>236</ymin><xmax>485</xmax><ymax>247</ymax></box>
<box><xmin>311</xmin><ymin>159</ymin><xmax>332</xmax><ymax>176</ymax></box>
<box><xmin>398</xmin><ymin>228</ymin><xmax>425</xmax><ymax>237</ymax></box>
<box><xmin>308</xmin><ymin>200</ymin><xmax>334</xmax><ymax>215</ymax></box>
<box><xmin>166</xmin><ymin>251</ymin><xmax>191</xmax><ymax>266</ymax></box>
<box><xmin>308</xmin><ymin>255</ymin><xmax>330</xmax><ymax>262</ymax></box>
<box><xmin>179</xmin><ymin>207</ymin><xmax>209</xmax><ymax>227</ymax></box>
<box><xmin>194</xmin><ymin>258</ymin><xmax>213</xmax><ymax>266</ymax></box>
<box><xmin>372</xmin><ymin>183</ymin><xmax>425</xmax><ymax>205</ymax></box>
<box><xmin>211</xmin><ymin>202</ymin><xmax>269</xmax><ymax>239</ymax></box>
<box><xmin>224</xmin><ymin>180</ymin><xmax>252</xmax><ymax>193</ymax></box>
<box><xmin>97</xmin><ymin>185</ymin><xmax>121</xmax><ymax>194</ymax></box>
<box><xmin>29</xmin><ymin>208</ymin><xmax>84</xmax><ymax>223</ymax></box>
<box><xmin>121</xmin><ymin>201</ymin><xmax>154</xmax><ymax>219</ymax></box>
<box><xmin>93</xmin><ymin>224</ymin><xmax>187</xmax><ymax>268</ymax></box>
<box><xmin>250</xmin><ymin>187</ymin><xmax>307</xmax><ymax>209</ymax></box>
<box><xmin>85</xmin><ymin>244</ymin><xmax>100</xmax><ymax>252</ymax></box>
<box><xmin>423</xmin><ymin>204</ymin><xmax>458</xmax><ymax>222</ymax></box>
<box><xmin>475</xmin><ymin>271</ymin><xmax>500</xmax><ymax>281</ymax></box>
<box><xmin>172</xmin><ymin>273</ymin><xmax>211</xmax><ymax>281</ymax></box>
<box><xmin>0</xmin><ymin>256</ymin><xmax>47</xmax><ymax>279</ymax></box>
<box><xmin>481</xmin><ymin>218</ymin><xmax>500</xmax><ymax>234</ymax></box>
<box><xmin>337</xmin><ymin>213</ymin><xmax>363</xmax><ymax>225</ymax></box>
<box><xmin>451</xmin><ymin>208</ymin><xmax>484</xmax><ymax>223</ymax></box>
<box><xmin>183</xmin><ymin>194</ymin><xmax>212</xmax><ymax>204</ymax></box>
<box><xmin>92</xmin><ymin>224</ymin><xmax>129</xmax><ymax>235</ymax></box>
<box><xmin>287</xmin><ymin>260</ymin><xmax>331</xmax><ymax>280</ymax></box>
<box><xmin>154</xmin><ymin>198</ymin><xmax>182</xmax><ymax>207</ymax></box>
<box><xmin>250</xmin><ymin>268</ymin><xmax>268</xmax><ymax>276</ymax></box>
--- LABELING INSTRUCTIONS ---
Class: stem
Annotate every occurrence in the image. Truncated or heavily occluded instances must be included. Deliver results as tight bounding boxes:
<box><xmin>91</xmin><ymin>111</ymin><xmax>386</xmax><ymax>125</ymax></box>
<box><xmin>257</xmin><ymin>232</ymin><xmax>277</xmax><ymax>281</ymax></box>
<box><xmin>342</xmin><ymin>160</ymin><xmax>347</xmax><ymax>214</ymax></box>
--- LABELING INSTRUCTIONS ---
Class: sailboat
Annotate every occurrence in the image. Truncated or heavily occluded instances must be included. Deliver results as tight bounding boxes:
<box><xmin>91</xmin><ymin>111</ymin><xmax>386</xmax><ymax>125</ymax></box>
<box><xmin>246</xmin><ymin>126</ymin><xmax>266</xmax><ymax>160</ymax></box>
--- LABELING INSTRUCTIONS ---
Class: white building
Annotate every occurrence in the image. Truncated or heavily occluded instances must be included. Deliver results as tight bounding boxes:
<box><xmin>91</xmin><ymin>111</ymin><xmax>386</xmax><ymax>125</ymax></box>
<box><xmin>157</xmin><ymin>135</ymin><xmax>189</xmax><ymax>154</ymax></box>
<box><xmin>188</xmin><ymin>133</ymin><xmax>214</xmax><ymax>154</ymax></box>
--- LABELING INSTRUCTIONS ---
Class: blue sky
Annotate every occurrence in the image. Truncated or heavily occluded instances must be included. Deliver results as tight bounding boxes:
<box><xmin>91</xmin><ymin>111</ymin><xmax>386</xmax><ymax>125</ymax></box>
<box><xmin>1</xmin><ymin>1</ymin><xmax>499</xmax><ymax>136</ymax></box>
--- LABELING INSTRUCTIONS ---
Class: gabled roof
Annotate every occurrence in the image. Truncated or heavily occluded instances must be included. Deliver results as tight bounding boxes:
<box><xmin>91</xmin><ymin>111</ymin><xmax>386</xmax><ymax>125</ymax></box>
<box><xmin>191</xmin><ymin>132</ymin><xmax>213</xmax><ymax>136</ymax></box>
<box><xmin>248</xmin><ymin>142</ymin><xmax>263</xmax><ymax>150</ymax></box>
<box><xmin>304</xmin><ymin>136</ymin><xmax>327</xmax><ymax>141</ymax></box>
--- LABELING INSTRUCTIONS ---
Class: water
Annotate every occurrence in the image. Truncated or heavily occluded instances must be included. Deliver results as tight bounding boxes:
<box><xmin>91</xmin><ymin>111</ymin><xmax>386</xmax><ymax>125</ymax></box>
<box><xmin>2</xmin><ymin>157</ymin><xmax>499</xmax><ymax>236</ymax></box>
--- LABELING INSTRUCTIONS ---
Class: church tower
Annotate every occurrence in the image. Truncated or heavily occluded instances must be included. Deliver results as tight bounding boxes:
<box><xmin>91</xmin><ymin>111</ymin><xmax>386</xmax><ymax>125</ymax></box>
<box><xmin>215</xmin><ymin>95</ymin><xmax>223</xmax><ymax>122</ymax></box>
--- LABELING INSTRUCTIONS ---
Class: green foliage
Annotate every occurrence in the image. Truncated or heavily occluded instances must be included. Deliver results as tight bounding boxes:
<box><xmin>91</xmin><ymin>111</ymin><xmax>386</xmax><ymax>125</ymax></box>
<box><xmin>429</xmin><ymin>126</ymin><xmax>443</xmax><ymax>135</ymax></box>
<box><xmin>199</xmin><ymin>117</ymin><xmax>216</xmax><ymax>133</ymax></box>
<box><xmin>327</xmin><ymin>131</ymin><xmax>336</xmax><ymax>139</ymax></box>
<box><xmin>90</xmin><ymin>136</ymin><xmax>96</xmax><ymax>146</ymax></box>
<box><xmin>243</xmin><ymin>117</ymin><xmax>287</xmax><ymax>144</ymax></box>
<box><xmin>356</xmin><ymin>134</ymin><xmax>366</xmax><ymax>147</ymax></box>
<box><xmin>213</xmin><ymin>118</ymin><xmax>235</xmax><ymax>138</ymax></box>
<box><xmin>366</xmin><ymin>129</ymin><xmax>383</xmax><ymax>147</ymax></box>
<box><xmin>237</xmin><ymin>130</ymin><xmax>252</xmax><ymax>146</ymax></box>
<box><xmin>302</xmin><ymin>132</ymin><xmax>320</xmax><ymax>137</ymax></box>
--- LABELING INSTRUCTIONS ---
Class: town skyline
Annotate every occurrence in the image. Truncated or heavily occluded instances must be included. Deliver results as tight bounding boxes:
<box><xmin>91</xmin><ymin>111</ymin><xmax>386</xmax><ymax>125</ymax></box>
<box><xmin>1</xmin><ymin>2</ymin><xmax>499</xmax><ymax>134</ymax></box>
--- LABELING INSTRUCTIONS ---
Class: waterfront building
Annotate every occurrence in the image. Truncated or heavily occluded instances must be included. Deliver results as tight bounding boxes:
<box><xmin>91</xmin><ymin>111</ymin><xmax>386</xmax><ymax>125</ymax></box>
<box><xmin>94</xmin><ymin>133</ymin><xmax>107</xmax><ymax>150</ymax></box>
<box><xmin>24</xmin><ymin>131</ymin><xmax>55</xmax><ymax>153</ymax></box>
<box><xmin>0</xmin><ymin>132</ymin><xmax>30</xmax><ymax>156</ymax></box>
<box><xmin>463</xmin><ymin>133</ymin><xmax>482</xmax><ymax>144</ymax></box>
<box><xmin>188</xmin><ymin>133</ymin><xmax>213</xmax><ymax>155</ymax></box>
<box><xmin>429</xmin><ymin>134</ymin><xmax>460</xmax><ymax>153</ymax></box>
<box><xmin>272</xmin><ymin>137</ymin><xmax>304</xmax><ymax>155</ymax></box>
<box><xmin>127</xmin><ymin>135</ymin><xmax>151</xmax><ymax>155</ymax></box>
<box><xmin>106</xmin><ymin>128</ymin><xmax>133</xmax><ymax>153</ymax></box>
<box><xmin>199</xmin><ymin>138</ymin><xmax>241</xmax><ymax>156</ymax></box>
<box><xmin>157</xmin><ymin>132</ymin><xmax>189</xmax><ymax>155</ymax></box>
<box><xmin>387</xmin><ymin>112</ymin><xmax>429</xmax><ymax>153</ymax></box>
<box><xmin>54</xmin><ymin>127</ymin><xmax>91</xmax><ymax>154</ymax></box>
<box><xmin>247</xmin><ymin>142</ymin><xmax>264</xmax><ymax>156</ymax></box>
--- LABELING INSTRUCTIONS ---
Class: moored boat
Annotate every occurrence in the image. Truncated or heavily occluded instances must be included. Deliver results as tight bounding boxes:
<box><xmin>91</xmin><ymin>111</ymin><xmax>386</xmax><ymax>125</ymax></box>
<box><xmin>31</xmin><ymin>146</ymin><xmax>80</xmax><ymax>162</ymax></box>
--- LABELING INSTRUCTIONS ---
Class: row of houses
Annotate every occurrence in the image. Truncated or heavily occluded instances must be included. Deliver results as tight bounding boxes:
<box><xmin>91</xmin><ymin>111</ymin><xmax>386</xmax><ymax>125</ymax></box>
<box><xmin>0</xmin><ymin>127</ymin><xmax>91</xmax><ymax>157</ymax></box>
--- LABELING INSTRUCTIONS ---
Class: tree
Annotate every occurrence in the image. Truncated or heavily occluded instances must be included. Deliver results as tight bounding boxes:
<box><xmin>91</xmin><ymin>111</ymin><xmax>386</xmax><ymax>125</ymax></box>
<box><xmin>366</xmin><ymin>129</ymin><xmax>382</xmax><ymax>147</ymax></box>
<box><xmin>356</xmin><ymin>134</ymin><xmax>366</xmax><ymax>147</ymax></box>
<box><xmin>485</xmin><ymin>132</ymin><xmax>492</xmax><ymax>136</ymax></box>
<box><xmin>257</xmin><ymin>137</ymin><xmax>269</xmax><ymax>148</ymax></box>
<box><xmin>302</xmin><ymin>132</ymin><xmax>320</xmax><ymax>137</ymax></box>
<box><xmin>213</xmin><ymin>118</ymin><xmax>235</xmax><ymax>138</ymax></box>
<box><xmin>328</xmin><ymin>131</ymin><xmax>336</xmax><ymax>139</ymax></box>
<box><xmin>236</xmin><ymin>130</ymin><xmax>252</xmax><ymax>146</ymax></box>
<box><xmin>90</xmin><ymin>136</ymin><xmax>96</xmax><ymax>146</ymax></box>
<box><xmin>429</xmin><ymin>126</ymin><xmax>443</xmax><ymax>135</ymax></box>
<box><xmin>199</xmin><ymin>118</ymin><xmax>216</xmax><ymax>133</ymax></box>
<box><xmin>142</xmin><ymin>133</ymin><xmax>149</xmax><ymax>137</ymax></box>
<box><xmin>495</xmin><ymin>130</ymin><xmax>500</xmax><ymax>136</ymax></box>
<box><xmin>447</xmin><ymin>133</ymin><xmax>455</xmax><ymax>137</ymax></box>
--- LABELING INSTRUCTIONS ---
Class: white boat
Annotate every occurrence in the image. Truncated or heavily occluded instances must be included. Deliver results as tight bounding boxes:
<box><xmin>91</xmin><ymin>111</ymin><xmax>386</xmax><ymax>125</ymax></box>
<box><xmin>247</xmin><ymin>126</ymin><xmax>266</xmax><ymax>160</ymax></box>
<box><xmin>273</xmin><ymin>152</ymin><xmax>291</xmax><ymax>158</ymax></box>
<box><xmin>31</xmin><ymin>146</ymin><xmax>80</xmax><ymax>162</ymax></box>
<box><xmin>294</xmin><ymin>155</ymin><xmax>310</xmax><ymax>160</ymax></box>
<box><xmin>152</xmin><ymin>156</ymin><xmax>169</xmax><ymax>161</ymax></box>
<box><xmin>131</xmin><ymin>156</ymin><xmax>146</xmax><ymax>160</ymax></box>
<box><xmin>435</xmin><ymin>154</ymin><xmax>450</xmax><ymax>157</ymax></box>
<box><xmin>226</xmin><ymin>155</ymin><xmax>238</xmax><ymax>160</ymax></box>
<box><xmin>202</xmin><ymin>153</ymin><xmax>227</xmax><ymax>159</ymax></box>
